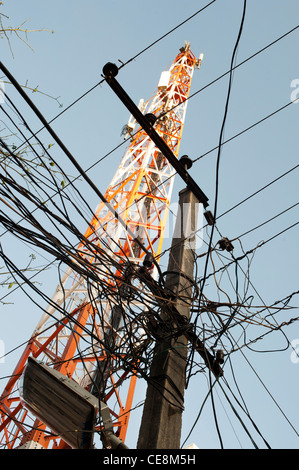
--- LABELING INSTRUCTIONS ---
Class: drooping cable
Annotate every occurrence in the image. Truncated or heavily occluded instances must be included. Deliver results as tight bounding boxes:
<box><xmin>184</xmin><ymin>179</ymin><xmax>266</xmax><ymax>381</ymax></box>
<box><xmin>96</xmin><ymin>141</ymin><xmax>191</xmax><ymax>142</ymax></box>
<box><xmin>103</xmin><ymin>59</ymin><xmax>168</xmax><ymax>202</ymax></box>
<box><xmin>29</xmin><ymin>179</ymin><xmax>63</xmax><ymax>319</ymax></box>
<box><xmin>186</xmin><ymin>0</ymin><xmax>247</xmax><ymax>387</ymax></box>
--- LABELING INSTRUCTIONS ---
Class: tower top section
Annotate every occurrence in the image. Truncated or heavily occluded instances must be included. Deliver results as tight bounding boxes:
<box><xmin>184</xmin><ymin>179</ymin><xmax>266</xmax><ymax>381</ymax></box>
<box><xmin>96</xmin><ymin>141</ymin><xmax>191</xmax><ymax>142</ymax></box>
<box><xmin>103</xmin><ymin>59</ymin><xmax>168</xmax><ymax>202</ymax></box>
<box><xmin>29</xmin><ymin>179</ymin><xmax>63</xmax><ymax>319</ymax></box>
<box><xmin>178</xmin><ymin>41</ymin><xmax>204</xmax><ymax>69</ymax></box>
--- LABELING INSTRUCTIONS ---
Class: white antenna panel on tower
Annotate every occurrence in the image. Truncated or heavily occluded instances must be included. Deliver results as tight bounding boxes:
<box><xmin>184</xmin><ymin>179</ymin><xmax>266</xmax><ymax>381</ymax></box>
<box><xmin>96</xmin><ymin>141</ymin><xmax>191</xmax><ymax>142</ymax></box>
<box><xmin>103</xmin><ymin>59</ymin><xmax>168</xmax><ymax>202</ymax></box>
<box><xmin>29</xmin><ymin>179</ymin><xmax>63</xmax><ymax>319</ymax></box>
<box><xmin>158</xmin><ymin>71</ymin><xmax>171</xmax><ymax>91</ymax></box>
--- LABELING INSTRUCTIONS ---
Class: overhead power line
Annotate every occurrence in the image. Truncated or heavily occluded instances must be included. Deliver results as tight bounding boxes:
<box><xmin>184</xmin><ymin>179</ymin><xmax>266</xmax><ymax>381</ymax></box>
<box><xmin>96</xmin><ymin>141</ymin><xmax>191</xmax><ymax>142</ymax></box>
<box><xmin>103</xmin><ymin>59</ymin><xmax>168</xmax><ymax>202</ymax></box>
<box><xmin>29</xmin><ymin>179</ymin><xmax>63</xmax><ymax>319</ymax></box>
<box><xmin>118</xmin><ymin>0</ymin><xmax>217</xmax><ymax>69</ymax></box>
<box><xmin>193</xmin><ymin>0</ymin><xmax>247</xmax><ymax>319</ymax></box>
<box><xmin>193</xmin><ymin>98</ymin><xmax>299</xmax><ymax>164</ymax></box>
<box><xmin>7</xmin><ymin>20</ymin><xmax>298</xmax><ymax>177</ymax></box>
<box><xmin>201</xmin><ymin>220</ymin><xmax>299</xmax><ymax>284</ymax></box>
<box><xmin>4</xmin><ymin>21</ymin><xmax>297</xmax><ymax>224</ymax></box>
<box><xmin>0</xmin><ymin>7</ymin><xmax>298</xmax><ymax>450</ymax></box>
<box><xmin>0</xmin><ymin>61</ymin><xmax>154</xmax><ymax>263</ymax></box>
<box><xmin>6</xmin><ymin>1</ymin><xmax>218</xmax><ymax>153</ymax></box>
<box><xmin>218</xmin><ymin>163</ymin><xmax>299</xmax><ymax>221</ymax></box>
<box><xmin>184</xmin><ymin>0</ymin><xmax>247</xmax><ymax>430</ymax></box>
<box><xmin>188</xmin><ymin>24</ymin><xmax>299</xmax><ymax>105</ymax></box>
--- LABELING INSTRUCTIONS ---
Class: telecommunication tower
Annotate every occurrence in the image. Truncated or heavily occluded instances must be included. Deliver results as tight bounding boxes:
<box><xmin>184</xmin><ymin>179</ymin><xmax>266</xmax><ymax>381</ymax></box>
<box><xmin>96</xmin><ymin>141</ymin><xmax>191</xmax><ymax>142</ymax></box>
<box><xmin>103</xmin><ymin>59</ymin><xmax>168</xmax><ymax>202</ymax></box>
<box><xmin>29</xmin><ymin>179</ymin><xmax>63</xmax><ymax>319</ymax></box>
<box><xmin>0</xmin><ymin>43</ymin><xmax>202</xmax><ymax>449</ymax></box>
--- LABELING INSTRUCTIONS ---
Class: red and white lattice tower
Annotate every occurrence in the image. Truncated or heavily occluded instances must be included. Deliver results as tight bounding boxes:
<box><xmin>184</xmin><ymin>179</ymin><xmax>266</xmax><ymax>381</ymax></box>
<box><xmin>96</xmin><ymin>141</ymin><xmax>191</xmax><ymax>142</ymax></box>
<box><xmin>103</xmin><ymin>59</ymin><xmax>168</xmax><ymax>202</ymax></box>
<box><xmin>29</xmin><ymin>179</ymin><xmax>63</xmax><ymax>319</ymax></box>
<box><xmin>0</xmin><ymin>43</ymin><xmax>202</xmax><ymax>449</ymax></box>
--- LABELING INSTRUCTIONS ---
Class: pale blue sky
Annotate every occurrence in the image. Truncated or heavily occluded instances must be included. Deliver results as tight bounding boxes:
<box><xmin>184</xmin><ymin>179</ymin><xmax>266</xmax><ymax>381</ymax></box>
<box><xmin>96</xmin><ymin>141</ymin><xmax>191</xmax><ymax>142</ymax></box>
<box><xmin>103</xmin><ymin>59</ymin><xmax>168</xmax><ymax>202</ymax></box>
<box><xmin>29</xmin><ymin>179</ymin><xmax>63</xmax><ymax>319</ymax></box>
<box><xmin>0</xmin><ymin>0</ymin><xmax>298</xmax><ymax>449</ymax></box>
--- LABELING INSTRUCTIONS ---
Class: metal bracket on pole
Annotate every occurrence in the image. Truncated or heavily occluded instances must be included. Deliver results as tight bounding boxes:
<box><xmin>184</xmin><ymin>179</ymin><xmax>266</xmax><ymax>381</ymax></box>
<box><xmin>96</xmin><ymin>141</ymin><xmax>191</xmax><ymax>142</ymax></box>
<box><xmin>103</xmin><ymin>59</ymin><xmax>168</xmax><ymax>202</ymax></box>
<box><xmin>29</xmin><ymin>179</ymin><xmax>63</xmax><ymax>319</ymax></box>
<box><xmin>102</xmin><ymin>62</ymin><xmax>209</xmax><ymax>209</ymax></box>
<box><xmin>100</xmin><ymin>401</ymin><xmax>128</xmax><ymax>449</ymax></box>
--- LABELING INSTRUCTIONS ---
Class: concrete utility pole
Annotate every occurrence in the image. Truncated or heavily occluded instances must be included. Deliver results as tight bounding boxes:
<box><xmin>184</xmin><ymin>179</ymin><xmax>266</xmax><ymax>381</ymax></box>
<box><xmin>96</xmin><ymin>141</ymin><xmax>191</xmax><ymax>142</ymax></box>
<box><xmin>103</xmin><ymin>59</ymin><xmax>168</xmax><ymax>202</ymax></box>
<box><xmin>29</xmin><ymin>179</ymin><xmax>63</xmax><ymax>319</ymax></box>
<box><xmin>137</xmin><ymin>184</ymin><xmax>200</xmax><ymax>449</ymax></box>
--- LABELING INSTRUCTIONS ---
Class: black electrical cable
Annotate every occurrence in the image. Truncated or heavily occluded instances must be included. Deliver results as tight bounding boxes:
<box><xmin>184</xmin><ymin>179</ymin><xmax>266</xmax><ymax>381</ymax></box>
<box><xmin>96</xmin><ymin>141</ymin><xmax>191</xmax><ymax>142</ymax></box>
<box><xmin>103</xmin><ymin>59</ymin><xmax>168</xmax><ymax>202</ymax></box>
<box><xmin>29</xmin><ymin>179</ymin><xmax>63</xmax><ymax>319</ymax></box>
<box><xmin>2</xmin><ymin>32</ymin><xmax>297</xmax><ymax>266</ymax></box>
<box><xmin>199</xmin><ymin>220</ymin><xmax>299</xmax><ymax>285</ymax></box>
<box><xmin>158</xmin><ymin>24</ymin><xmax>299</xmax><ymax>122</ymax></box>
<box><xmin>118</xmin><ymin>0</ymin><xmax>217</xmax><ymax>70</ymax></box>
<box><xmin>1</xmin><ymin>7</ymin><xmax>298</xmax><ymax>450</ymax></box>
<box><xmin>0</xmin><ymin>78</ymin><xmax>168</xmax><ymax>295</ymax></box>
<box><xmin>186</xmin><ymin>0</ymin><xmax>247</xmax><ymax>387</ymax></box>
<box><xmin>6</xmin><ymin>20</ymin><xmax>297</xmax><ymax>206</ymax></box>
<box><xmin>0</xmin><ymin>61</ymin><xmax>154</xmax><ymax>262</ymax></box>
<box><xmin>6</xmin><ymin>1</ymin><xmax>218</xmax><ymax>159</ymax></box>
<box><xmin>193</xmin><ymin>97</ymin><xmax>299</xmax><ymax>164</ymax></box>
<box><xmin>187</xmin><ymin>24</ymin><xmax>299</xmax><ymax>114</ymax></box>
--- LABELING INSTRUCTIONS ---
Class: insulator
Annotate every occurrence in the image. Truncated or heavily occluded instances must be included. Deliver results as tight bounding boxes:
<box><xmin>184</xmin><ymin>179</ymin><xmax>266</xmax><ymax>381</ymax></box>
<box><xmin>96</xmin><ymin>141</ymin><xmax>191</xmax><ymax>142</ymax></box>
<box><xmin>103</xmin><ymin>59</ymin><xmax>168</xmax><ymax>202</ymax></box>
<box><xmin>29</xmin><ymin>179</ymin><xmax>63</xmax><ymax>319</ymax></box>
<box><xmin>144</xmin><ymin>113</ymin><xmax>157</xmax><ymax>126</ymax></box>
<box><xmin>143</xmin><ymin>253</ymin><xmax>154</xmax><ymax>269</ymax></box>
<box><xmin>218</xmin><ymin>237</ymin><xmax>234</xmax><ymax>252</ymax></box>
<box><xmin>102</xmin><ymin>62</ymin><xmax>118</xmax><ymax>79</ymax></box>
<box><xmin>179</xmin><ymin>155</ymin><xmax>193</xmax><ymax>170</ymax></box>
<box><xmin>204</xmin><ymin>210</ymin><xmax>215</xmax><ymax>226</ymax></box>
